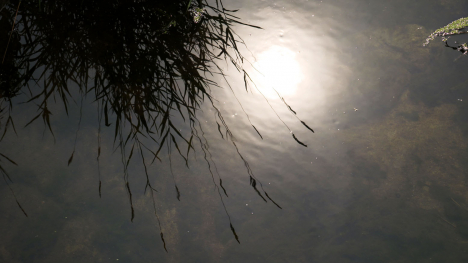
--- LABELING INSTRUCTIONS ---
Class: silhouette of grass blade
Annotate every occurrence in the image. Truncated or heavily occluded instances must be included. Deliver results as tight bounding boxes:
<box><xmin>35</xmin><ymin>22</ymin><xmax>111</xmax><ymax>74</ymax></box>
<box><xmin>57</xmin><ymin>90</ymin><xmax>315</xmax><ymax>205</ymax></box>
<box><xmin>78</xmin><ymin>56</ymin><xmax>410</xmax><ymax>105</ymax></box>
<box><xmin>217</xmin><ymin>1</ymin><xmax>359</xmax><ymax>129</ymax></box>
<box><xmin>152</xmin><ymin>129</ymin><xmax>170</xmax><ymax>163</ymax></box>
<box><xmin>186</xmin><ymin>135</ymin><xmax>194</xmax><ymax>158</ymax></box>
<box><xmin>24</xmin><ymin>113</ymin><xmax>41</xmax><ymax>128</ymax></box>
<box><xmin>104</xmin><ymin>102</ymin><xmax>111</xmax><ymax>127</ymax></box>
<box><xmin>264</xmin><ymin>191</ymin><xmax>282</xmax><ymax>209</ymax></box>
<box><xmin>292</xmin><ymin>133</ymin><xmax>307</xmax><ymax>147</ymax></box>
<box><xmin>287</xmin><ymin>105</ymin><xmax>297</xmax><ymax>115</ymax></box>
<box><xmin>16</xmin><ymin>200</ymin><xmax>28</xmax><ymax>217</ymax></box>
<box><xmin>252</xmin><ymin>125</ymin><xmax>263</xmax><ymax>140</ymax></box>
<box><xmin>67</xmin><ymin>150</ymin><xmax>74</xmax><ymax>166</ymax></box>
<box><xmin>126</xmin><ymin>182</ymin><xmax>135</xmax><ymax>222</ymax></box>
<box><xmin>175</xmin><ymin>185</ymin><xmax>181</xmax><ymax>201</ymax></box>
<box><xmin>250</xmin><ymin>176</ymin><xmax>267</xmax><ymax>202</ymax></box>
<box><xmin>1</xmin><ymin>116</ymin><xmax>17</xmax><ymax>141</ymax></box>
<box><xmin>217</xmin><ymin>122</ymin><xmax>224</xmax><ymax>139</ymax></box>
<box><xmin>220</xmin><ymin>178</ymin><xmax>228</xmax><ymax>197</ymax></box>
<box><xmin>160</xmin><ymin>232</ymin><xmax>168</xmax><ymax>252</ymax></box>
<box><xmin>0</xmin><ymin>153</ymin><xmax>17</xmax><ymax>165</ymax></box>
<box><xmin>230</xmin><ymin>223</ymin><xmax>240</xmax><ymax>244</ymax></box>
<box><xmin>301</xmin><ymin>121</ymin><xmax>314</xmax><ymax>133</ymax></box>
<box><xmin>0</xmin><ymin>165</ymin><xmax>12</xmax><ymax>182</ymax></box>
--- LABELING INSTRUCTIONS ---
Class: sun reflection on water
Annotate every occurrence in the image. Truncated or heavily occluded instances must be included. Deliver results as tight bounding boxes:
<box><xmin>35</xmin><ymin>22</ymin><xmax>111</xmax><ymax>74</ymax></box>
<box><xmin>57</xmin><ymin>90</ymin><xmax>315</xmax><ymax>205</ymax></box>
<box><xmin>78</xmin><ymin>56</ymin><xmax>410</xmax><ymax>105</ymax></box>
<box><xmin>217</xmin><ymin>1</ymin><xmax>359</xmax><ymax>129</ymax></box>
<box><xmin>253</xmin><ymin>45</ymin><xmax>303</xmax><ymax>99</ymax></box>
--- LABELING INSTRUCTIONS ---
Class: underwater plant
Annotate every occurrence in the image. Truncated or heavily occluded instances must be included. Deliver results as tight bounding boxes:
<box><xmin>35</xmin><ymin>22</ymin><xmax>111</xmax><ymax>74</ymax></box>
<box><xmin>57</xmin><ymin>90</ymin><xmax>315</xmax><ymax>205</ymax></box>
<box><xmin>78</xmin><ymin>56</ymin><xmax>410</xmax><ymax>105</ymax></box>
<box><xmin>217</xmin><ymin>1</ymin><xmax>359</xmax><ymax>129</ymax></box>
<box><xmin>424</xmin><ymin>17</ymin><xmax>468</xmax><ymax>54</ymax></box>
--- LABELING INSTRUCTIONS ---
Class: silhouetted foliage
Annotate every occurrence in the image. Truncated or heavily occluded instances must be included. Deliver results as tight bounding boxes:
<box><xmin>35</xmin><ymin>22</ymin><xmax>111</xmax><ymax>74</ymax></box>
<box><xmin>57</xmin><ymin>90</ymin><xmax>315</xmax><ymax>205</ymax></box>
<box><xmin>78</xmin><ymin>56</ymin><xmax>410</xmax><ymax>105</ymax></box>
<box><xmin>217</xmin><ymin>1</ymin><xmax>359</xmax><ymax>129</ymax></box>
<box><xmin>0</xmin><ymin>0</ymin><xmax>314</xmax><ymax>247</ymax></box>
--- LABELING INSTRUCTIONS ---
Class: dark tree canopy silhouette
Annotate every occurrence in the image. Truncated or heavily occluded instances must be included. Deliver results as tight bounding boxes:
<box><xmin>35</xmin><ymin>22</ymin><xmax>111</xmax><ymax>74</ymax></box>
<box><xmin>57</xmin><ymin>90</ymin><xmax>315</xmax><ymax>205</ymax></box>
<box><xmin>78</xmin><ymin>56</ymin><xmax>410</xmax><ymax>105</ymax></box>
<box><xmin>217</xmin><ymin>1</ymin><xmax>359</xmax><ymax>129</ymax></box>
<box><xmin>0</xmin><ymin>0</ymin><xmax>314</xmax><ymax>247</ymax></box>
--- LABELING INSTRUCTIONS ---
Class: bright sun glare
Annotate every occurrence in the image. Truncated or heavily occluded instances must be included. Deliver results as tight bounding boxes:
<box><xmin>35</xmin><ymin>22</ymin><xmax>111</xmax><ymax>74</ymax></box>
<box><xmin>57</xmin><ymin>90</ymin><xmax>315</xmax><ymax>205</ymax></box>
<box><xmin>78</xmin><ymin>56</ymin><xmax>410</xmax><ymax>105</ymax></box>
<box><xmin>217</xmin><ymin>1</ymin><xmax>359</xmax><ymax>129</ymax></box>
<box><xmin>253</xmin><ymin>46</ymin><xmax>303</xmax><ymax>99</ymax></box>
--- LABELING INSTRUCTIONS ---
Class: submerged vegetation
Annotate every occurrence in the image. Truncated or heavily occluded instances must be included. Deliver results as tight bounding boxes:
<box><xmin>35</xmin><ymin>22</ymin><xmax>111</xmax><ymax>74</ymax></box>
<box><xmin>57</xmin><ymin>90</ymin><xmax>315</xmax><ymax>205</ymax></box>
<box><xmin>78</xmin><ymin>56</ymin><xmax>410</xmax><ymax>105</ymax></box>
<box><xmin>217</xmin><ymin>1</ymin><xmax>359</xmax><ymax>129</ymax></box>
<box><xmin>0</xmin><ymin>0</ymin><xmax>313</xmax><ymax>248</ymax></box>
<box><xmin>424</xmin><ymin>17</ymin><xmax>468</xmax><ymax>54</ymax></box>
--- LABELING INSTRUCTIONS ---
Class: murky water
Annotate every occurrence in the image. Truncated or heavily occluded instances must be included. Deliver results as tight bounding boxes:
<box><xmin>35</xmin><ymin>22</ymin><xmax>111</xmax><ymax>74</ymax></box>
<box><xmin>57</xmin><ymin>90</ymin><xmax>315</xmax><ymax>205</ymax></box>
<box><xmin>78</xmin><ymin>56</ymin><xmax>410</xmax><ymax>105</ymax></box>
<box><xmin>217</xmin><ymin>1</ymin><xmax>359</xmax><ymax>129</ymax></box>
<box><xmin>2</xmin><ymin>0</ymin><xmax>468</xmax><ymax>262</ymax></box>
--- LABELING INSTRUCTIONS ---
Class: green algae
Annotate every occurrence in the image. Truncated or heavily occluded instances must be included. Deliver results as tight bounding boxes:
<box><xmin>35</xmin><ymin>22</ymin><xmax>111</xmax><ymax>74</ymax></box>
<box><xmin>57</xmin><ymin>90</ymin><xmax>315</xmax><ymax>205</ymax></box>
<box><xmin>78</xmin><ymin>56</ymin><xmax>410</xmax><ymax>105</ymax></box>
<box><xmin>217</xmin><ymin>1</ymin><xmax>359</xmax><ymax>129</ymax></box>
<box><xmin>425</xmin><ymin>17</ymin><xmax>468</xmax><ymax>45</ymax></box>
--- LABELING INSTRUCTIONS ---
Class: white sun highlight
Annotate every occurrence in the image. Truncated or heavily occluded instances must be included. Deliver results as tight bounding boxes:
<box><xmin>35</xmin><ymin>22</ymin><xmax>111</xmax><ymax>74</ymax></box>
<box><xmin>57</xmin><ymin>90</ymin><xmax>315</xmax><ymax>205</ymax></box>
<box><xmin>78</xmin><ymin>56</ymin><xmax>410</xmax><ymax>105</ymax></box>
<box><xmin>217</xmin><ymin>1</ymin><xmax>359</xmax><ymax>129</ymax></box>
<box><xmin>253</xmin><ymin>46</ymin><xmax>303</xmax><ymax>99</ymax></box>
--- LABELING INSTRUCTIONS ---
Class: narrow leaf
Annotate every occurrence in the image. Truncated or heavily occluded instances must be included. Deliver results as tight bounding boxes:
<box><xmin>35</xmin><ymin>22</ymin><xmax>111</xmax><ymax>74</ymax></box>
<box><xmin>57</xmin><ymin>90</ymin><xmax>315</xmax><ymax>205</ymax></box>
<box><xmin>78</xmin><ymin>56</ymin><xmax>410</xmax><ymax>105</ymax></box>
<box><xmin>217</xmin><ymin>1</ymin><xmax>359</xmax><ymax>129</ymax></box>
<box><xmin>126</xmin><ymin>144</ymin><xmax>135</xmax><ymax>167</ymax></box>
<box><xmin>217</xmin><ymin>122</ymin><xmax>224</xmax><ymax>139</ymax></box>
<box><xmin>287</xmin><ymin>105</ymin><xmax>297</xmax><ymax>115</ymax></box>
<box><xmin>264</xmin><ymin>191</ymin><xmax>282</xmax><ymax>209</ymax></box>
<box><xmin>220</xmin><ymin>178</ymin><xmax>228</xmax><ymax>197</ymax></box>
<box><xmin>16</xmin><ymin>200</ymin><xmax>28</xmax><ymax>217</ymax></box>
<box><xmin>230</xmin><ymin>223</ymin><xmax>240</xmax><ymax>244</ymax></box>
<box><xmin>292</xmin><ymin>133</ymin><xmax>307</xmax><ymax>147</ymax></box>
<box><xmin>301</xmin><ymin>121</ymin><xmax>315</xmax><ymax>133</ymax></box>
<box><xmin>186</xmin><ymin>135</ymin><xmax>194</xmax><ymax>158</ymax></box>
<box><xmin>161</xmin><ymin>232</ymin><xmax>168</xmax><ymax>252</ymax></box>
<box><xmin>126</xmin><ymin>182</ymin><xmax>135</xmax><ymax>222</ymax></box>
<box><xmin>24</xmin><ymin>113</ymin><xmax>41</xmax><ymax>127</ymax></box>
<box><xmin>252</xmin><ymin>125</ymin><xmax>263</xmax><ymax>140</ymax></box>
<box><xmin>68</xmin><ymin>151</ymin><xmax>75</xmax><ymax>166</ymax></box>
<box><xmin>175</xmin><ymin>185</ymin><xmax>181</xmax><ymax>201</ymax></box>
<box><xmin>0</xmin><ymin>153</ymin><xmax>17</xmax><ymax>165</ymax></box>
<box><xmin>250</xmin><ymin>176</ymin><xmax>267</xmax><ymax>202</ymax></box>
<box><xmin>104</xmin><ymin>102</ymin><xmax>111</xmax><ymax>127</ymax></box>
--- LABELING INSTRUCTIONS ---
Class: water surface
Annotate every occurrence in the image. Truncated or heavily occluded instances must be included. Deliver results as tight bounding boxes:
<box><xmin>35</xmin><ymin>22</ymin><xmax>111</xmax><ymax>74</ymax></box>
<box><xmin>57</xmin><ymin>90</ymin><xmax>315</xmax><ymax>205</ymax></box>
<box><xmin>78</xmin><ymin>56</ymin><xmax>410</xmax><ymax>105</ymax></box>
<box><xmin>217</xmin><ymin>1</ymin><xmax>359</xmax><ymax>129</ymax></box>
<box><xmin>2</xmin><ymin>0</ymin><xmax>468</xmax><ymax>262</ymax></box>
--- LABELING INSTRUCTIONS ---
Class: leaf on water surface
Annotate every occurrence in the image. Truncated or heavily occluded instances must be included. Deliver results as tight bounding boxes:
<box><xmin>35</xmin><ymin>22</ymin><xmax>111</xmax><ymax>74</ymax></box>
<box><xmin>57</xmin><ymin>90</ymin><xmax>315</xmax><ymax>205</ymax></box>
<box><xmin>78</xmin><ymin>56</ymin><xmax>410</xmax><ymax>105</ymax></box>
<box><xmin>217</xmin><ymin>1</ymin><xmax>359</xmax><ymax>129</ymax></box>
<box><xmin>292</xmin><ymin>133</ymin><xmax>307</xmax><ymax>147</ymax></box>
<box><xmin>220</xmin><ymin>178</ymin><xmax>228</xmax><ymax>197</ymax></box>
<box><xmin>230</xmin><ymin>223</ymin><xmax>240</xmax><ymax>244</ymax></box>
<box><xmin>67</xmin><ymin>150</ymin><xmax>74</xmax><ymax>166</ymax></box>
<box><xmin>252</xmin><ymin>125</ymin><xmax>263</xmax><ymax>140</ymax></box>
<box><xmin>301</xmin><ymin>121</ymin><xmax>314</xmax><ymax>133</ymax></box>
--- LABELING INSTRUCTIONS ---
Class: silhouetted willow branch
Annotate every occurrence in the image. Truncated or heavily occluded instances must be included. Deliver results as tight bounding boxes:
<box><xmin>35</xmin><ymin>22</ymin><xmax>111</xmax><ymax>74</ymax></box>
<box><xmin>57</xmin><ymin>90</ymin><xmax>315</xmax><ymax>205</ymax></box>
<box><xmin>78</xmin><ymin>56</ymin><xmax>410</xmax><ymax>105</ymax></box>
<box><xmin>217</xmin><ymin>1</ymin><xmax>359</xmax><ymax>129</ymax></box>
<box><xmin>0</xmin><ymin>0</ymin><xmax>314</xmax><ymax>248</ymax></box>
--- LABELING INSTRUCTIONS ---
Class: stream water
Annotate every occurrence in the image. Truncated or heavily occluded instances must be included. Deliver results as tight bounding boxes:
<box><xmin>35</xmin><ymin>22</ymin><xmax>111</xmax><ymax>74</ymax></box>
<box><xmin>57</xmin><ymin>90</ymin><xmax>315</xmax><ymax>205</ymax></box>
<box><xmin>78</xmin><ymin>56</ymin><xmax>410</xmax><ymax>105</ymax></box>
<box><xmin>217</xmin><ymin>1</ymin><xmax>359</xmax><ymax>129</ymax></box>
<box><xmin>2</xmin><ymin>0</ymin><xmax>468</xmax><ymax>262</ymax></box>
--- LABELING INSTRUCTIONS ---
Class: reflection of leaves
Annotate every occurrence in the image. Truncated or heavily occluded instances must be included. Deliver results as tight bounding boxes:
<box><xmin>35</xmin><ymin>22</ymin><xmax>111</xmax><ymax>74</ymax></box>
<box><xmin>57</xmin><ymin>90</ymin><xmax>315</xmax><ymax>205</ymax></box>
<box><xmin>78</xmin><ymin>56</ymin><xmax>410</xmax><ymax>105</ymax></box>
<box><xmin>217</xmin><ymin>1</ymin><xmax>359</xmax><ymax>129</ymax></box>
<box><xmin>0</xmin><ymin>0</ymin><xmax>314</xmax><ymax>247</ymax></box>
